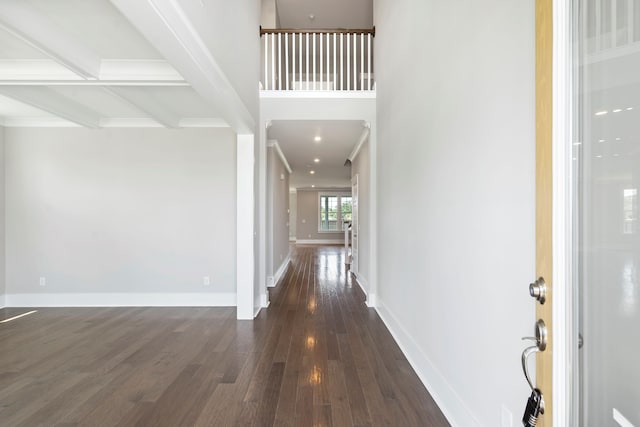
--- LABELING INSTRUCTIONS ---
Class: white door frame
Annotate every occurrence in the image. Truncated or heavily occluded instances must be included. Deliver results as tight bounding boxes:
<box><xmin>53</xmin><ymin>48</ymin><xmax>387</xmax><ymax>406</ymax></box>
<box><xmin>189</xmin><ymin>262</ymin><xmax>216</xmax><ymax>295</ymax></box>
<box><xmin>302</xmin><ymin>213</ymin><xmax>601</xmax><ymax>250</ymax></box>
<box><xmin>551</xmin><ymin>0</ymin><xmax>578</xmax><ymax>424</ymax></box>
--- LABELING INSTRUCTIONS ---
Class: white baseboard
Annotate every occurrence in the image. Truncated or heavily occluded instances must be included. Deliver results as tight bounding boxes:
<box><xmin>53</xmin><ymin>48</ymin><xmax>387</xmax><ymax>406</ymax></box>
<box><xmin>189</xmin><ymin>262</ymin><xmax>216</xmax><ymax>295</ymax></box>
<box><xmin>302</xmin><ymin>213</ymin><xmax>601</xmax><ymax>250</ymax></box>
<box><xmin>269</xmin><ymin>255</ymin><xmax>291</xmax><ymax>288</ymax></box>
<box><xmin>4</xmin><ymin>292</ymin><xmax>237</xmax><ymax>307</ymax></box>
<box><xmin>0</xmin><ymin>294</ymin><xmax>5</xmax><ymax>309</ymax></box>
<box><xmin>375</xmin><ymin>299</ymin><xmax>481</xmax><ymax>427</ymax></box>
<box><xmin>260</xmin><ymin>292</ymin><xmax>269</xmax><ymax>308</ymax></box>
<box><xmin>366</xmin><ymin>293</ymin><xmax>376</xmax><ymax>308</ymax></box>
<box><xmin>295</xmin><ymin>239</ymin><xmax>344</xmax><ymax>244</ymax></box>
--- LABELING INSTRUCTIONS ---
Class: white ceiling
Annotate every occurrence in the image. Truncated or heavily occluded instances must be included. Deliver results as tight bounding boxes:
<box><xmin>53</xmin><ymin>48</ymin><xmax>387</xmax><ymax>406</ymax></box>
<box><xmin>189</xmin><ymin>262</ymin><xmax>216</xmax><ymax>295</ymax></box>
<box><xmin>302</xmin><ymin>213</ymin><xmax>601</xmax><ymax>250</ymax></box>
<box><xmin>276</xmin><ymin>0</ymin><xmax>373</xmax><ymax>29</ymax></box>
<box><xmin>0</xmin><ymin>0</ymin><xmax>223</xmax><ymax>128</ymax></box>
<box><xmin>268</xmin><ymin>120</ymin><xmax>366</xmax><ymax>189</ymax></box>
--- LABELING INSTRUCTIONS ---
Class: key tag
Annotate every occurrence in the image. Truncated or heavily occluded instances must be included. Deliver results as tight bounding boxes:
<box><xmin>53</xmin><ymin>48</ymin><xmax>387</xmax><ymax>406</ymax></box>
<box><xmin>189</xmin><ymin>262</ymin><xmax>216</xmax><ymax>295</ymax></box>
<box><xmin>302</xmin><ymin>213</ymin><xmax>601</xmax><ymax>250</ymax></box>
<box><xmin>522</xmin><ymin>388</ymin><xmax>544</xmax><ymax>426</ymax></box>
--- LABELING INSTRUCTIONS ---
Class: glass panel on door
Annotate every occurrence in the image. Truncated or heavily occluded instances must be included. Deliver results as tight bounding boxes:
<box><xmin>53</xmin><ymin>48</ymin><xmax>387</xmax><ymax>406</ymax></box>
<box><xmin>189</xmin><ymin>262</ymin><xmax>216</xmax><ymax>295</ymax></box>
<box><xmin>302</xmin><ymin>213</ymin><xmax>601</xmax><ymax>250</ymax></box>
<box><xmin>574</xmin><ymin>0</ymin><xmax>640</xmax><ymax>425</ymax></box>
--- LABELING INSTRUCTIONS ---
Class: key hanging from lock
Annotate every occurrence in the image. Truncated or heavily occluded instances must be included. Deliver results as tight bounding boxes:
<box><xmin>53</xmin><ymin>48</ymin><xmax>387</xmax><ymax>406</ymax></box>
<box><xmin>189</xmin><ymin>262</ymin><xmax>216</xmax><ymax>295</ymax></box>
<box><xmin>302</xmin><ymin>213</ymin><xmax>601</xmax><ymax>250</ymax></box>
<box><xmin>522</xmin><ymin>388</ymin><xmax>544</xmax><ymax>426</ymax></box>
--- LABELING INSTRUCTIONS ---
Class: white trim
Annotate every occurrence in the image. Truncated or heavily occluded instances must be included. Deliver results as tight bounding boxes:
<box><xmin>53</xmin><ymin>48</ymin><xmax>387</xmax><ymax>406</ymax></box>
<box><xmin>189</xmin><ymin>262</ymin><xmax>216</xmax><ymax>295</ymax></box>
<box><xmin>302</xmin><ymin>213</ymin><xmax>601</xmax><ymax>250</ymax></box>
<box><xmin>0</xmin><ymin>294</ymin><xmax>5</xmax><ymax>309</ymax></box>
<box><xmin>295</xmin><ymin>239</ymin><xmax>344</xmax><ymax>245</ymax></box>
<box><xmin>375</xmin><ymin>300</ymin><xmax>481</xmax><ymax>427</ymax></box>
<box><xmin>269</xmin><ymin>254</ymin><xmax>291</xmax><ymax>288</ymax></box>
<box><xmin>4</xmin><ymin>292</ymin><xmax>236</xmax><ymax>307</ymax></box>
<box><xmin>260</xmin><ymin>90</ymin><xmax>376</xmax><ymax>99</ymax></box>
<box><xmin>267</xmin><ymin>140</ymin><xmax>292</xmax><ymax>174</ymax></box>
<box><xmin>260</xmin><ymin>293</ymin><xmax>270</xmax><ymax>309</ymax></box>
<box><xmin>236</xmin><ymin>134</ymin><xmax>255</xmax><ymax>320</ymax></box>
<box><xmin>352</xmin><ymin>272</ymin><xmax>376</xmax><ymax>307</ymax></box>
<box><xmin>347</xmin><ymin>123</ymin><xmax>370</xmax><ymax>163</ymax></box>
<box><xmin>553</xmin><ymin>0</ymin><xmax>575</xmax><ymax>425</ymax></box>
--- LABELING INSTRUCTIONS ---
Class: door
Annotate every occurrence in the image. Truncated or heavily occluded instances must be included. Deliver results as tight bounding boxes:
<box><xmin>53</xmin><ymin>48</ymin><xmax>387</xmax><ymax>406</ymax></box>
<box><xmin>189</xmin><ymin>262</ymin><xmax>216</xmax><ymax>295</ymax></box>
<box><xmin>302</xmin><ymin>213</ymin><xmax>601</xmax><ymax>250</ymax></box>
<box><xmin>535</xmin><ymin>1</ymin><xmax>554</xmax><ymax>425</ymax></box>
<box><xmin>536</xmin><ymin>1</ymin><xmax>640</xmax><ymax>425</ymax></box>
<box><xmin>351</xmin><ymin>174</ymin><xmax>359</xmax><ymax>274</ymax></box>
<box><xmin>572</xmin><ymin>0</ymin><xmax>640</xmax><ymax>425</ymax></box>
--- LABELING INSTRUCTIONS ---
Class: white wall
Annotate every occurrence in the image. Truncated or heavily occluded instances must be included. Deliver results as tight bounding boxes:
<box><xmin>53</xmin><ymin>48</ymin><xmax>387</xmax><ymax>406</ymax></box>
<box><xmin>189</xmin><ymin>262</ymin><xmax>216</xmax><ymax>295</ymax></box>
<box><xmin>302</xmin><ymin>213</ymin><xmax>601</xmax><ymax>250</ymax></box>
<box><xmin>4</xmin><ymin>128</ymin><xmax>237</xmax><ymax>306</ymax></box>
<box><xmin>0</xmin><ymin>127</ymin><xmax>5</xmax><ymax>308</ymax></box>
<box><xmin>375</xmin><ymin>0</ymin><xmax>535</xmax><ymax>425</ymax></box>
<box><xmin>266</xmin><ymin>145</ymin><xmax>290</xmax><ymax>287</ymax></box>
<box><xmin>179</xmin><ymin>0</ymin><xmax>261</xmax><ymax>122</ymax></box>
<box><xmin>289</xmin><ymin>190</ymin><xmax>297</xmax><ymax>240</ymax></box>
<box><xmin>351</xmin><ymin>138</ymin><xmax>370</xmax><ymax>298</ymax></box>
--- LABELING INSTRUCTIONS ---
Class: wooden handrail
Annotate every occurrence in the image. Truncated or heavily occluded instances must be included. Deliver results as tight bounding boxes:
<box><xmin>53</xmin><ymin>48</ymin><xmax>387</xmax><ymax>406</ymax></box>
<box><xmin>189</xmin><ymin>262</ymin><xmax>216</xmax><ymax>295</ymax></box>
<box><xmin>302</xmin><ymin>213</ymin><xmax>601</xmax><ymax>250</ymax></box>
<box><xmin>260</xmin><ymin>26</ymin><xmax>375</xmax><ymax>37</ymax></box>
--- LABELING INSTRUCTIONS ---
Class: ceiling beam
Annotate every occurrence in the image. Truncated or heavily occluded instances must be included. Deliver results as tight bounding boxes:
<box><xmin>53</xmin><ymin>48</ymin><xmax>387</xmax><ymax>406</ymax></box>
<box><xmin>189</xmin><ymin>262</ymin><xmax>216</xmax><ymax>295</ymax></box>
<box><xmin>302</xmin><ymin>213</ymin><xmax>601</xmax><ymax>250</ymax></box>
<box><xmin>104</xmin><ymin>87</ymin><xmax>181</xmax><ymax>128</ymax></box>
<box><xmin>0</xmin><ymin>59</ymin><xmax>187</xmax><ymax>85</ymax></box>
<box><xmin>110</xmin><ymin>0</ymin><xmax>255</xmax><ymax>133</ymax></box>
<box><xmin>0</xmin><ymin>86</ymin><xmax>100</xmax><ymax>128</ymax></box>
<box><xmin>0</xmin><ymin>1</ymin><xmax>101</xmax><ymax>79</ymax></box>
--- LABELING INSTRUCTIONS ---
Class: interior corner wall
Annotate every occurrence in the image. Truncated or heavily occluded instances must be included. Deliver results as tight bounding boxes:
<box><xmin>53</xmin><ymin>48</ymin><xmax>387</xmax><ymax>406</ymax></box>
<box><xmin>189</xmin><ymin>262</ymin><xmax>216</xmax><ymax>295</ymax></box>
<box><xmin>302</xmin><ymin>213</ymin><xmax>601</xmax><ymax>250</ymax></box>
<box><xmin>375</xmin><ymin>0</ymin><xmax>535</xmax><ymax>426</ymax></box>
<box><xmin>0</xmin><ymin>127</ymin><xmax>5</xmax><ymax>308</ymax></box>
<box><xmin>266</xmin><ymin>146</ymin><xmax>290</xmax><ymax>286</ymax></box>
<box><xmin>350</xmin><ymin>138</ymin><xmax>370</xmax><ymax>294</ymax></box>
<box><xmin>288</xmin><ymin>191</ymin><xmax>297</xmax><ymax>240</ymax></box>
<box><xmin>4</xmin><ymin>127</ymin><xmax>237</xmax><ymax>306</ymax></box>
<box><xmin>296</xmin><ymin>189</ymin><xmax>350</xmax><ymax>242</ymax></box>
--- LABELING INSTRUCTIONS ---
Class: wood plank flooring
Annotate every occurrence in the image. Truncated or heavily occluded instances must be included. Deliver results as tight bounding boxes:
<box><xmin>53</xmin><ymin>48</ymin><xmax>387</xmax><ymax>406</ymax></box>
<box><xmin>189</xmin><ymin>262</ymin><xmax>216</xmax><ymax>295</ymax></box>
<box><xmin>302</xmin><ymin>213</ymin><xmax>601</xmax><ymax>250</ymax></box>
<box><xmin>0</xmin><ymin>245</ymin><xmax>449</xmax><ymax>426</ymax></box>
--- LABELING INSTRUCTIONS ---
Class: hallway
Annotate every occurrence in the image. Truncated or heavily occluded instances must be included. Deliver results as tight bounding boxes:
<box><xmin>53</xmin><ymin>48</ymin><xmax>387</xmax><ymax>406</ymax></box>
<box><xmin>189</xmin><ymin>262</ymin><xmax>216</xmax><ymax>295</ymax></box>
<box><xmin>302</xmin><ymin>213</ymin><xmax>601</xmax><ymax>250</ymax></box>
<box><xmin>0</xmin><ymin>245</ymin><xmax>449</xmax><ymax>426</ymax></box>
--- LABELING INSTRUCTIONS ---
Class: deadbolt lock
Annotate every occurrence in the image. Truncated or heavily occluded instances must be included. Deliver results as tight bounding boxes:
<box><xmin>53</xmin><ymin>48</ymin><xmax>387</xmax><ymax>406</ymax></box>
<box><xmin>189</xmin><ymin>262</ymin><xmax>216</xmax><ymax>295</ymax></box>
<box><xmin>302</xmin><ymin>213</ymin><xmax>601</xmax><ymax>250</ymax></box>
<box><xmin>529</xmin><ymin>277</ymin><xmax>547</xmax><ymax>305</ymax></box>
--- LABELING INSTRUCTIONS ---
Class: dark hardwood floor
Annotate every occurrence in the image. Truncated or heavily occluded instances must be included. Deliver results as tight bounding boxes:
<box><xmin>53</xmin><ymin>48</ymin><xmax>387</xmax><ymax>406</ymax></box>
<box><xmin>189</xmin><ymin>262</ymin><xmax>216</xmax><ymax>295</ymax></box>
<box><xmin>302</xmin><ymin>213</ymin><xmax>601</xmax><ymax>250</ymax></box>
<box><xmin>0</xmin><ymin>245</ymin><xmax>449</xmax><ymax>426</ymax></box>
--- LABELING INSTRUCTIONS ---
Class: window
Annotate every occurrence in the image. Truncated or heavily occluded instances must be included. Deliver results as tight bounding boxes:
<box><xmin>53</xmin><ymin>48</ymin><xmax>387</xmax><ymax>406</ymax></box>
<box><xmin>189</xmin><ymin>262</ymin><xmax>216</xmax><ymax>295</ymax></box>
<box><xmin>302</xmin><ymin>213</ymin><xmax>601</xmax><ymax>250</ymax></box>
<box><xmin>319</xmin><ymin>193</ymin><xmax>351</xmax><ymax>231</ymax></box>
<box><xmin>623</xmin><ymin>188</ymin><xmax>637</xmax><ymax>234</ymax></box>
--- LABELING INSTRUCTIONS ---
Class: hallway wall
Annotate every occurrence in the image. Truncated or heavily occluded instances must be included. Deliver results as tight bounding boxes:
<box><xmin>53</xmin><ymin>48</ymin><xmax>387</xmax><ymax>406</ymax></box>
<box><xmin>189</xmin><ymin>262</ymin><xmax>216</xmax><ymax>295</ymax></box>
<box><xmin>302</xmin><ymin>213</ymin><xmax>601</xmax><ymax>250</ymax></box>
<box><xmin>4</xmin><ymin>127</ymin><xmax>237</xmax><ymax>306</ymax></box>
<box><xmin>0</xmin><ymin>127</ymin><xmax>4</xmax><ymax>308</ymax></box>
<box><xmin>350</xmin><ymin>138</ymin><xmax>371</xmax><ymax>296</ymax></box>
<box><xmin>266</xmin><ymin>144</ymin><xmax>290</xmax><ymax>287</ymax></box>
<box><xmin>375</xmin><ymin>0</ymin><xmax>535</xmax><ymax>425</ymax></box>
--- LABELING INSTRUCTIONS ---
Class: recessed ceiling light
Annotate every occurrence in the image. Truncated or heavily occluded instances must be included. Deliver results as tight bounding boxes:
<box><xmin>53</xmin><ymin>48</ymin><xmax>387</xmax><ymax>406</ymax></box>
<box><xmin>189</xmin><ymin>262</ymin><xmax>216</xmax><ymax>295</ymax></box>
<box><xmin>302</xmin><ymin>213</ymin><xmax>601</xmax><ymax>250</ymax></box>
<box><xmin>311</xmin><ymin>184</ymin><xmax>315</xmax><ymax>188</ymax></box>
<box><xmin>616</xmin><ymin>137</ymin><xmax>622</xmax><ymax>141</ymax></box>
<box><xmin>573</xmin><ymin>142</ymin><xmax>582</xmax><ymax>146</ymax></box>
<box><xmin>595</xmin><ymin>111</ymin><xmax>608</xmax><ymax>116</ymax></box>
<box><xmin>627</xmin><ymin>107</ymin><xmax>634</xmax><ymax>111</ymax></box>
<box><xmin>613</xmin><ymin>153</ymin><xmax>621</xmax><ymax>157</ymax></box>
<box><xmin>314</xmin><ymin>158</ymin><xmax>320</xmax><ymax>163</ymax></box>
<box><xmin>595</xmin><ymin>155</ymin><xmax>603</xmax><ymax>158</ymax></box>
<box><xmin>613</xmin><ymin>109</ymin><xmax>622</xmax><ymax>113</ymax></box>
<box><xmin>598</xmin><ymin>139</ymin><xmax>605</xmax><ymax>143</ymax></box>
<box><xmin>310</xmin><ymin>170</ymin><xmax>315</xmax><ymax>174</ymax></box>
<box><xmin>314</xmin><ymin>136</ymin><xmax>322</xmax><ymax>142</ymax></box>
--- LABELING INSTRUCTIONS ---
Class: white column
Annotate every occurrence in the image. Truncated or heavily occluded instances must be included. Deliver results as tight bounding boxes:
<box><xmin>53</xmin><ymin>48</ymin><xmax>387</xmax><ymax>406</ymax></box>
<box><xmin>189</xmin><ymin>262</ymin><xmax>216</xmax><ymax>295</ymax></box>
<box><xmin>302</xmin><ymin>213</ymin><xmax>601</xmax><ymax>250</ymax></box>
<box><xmin>236</xmin><ymin>133</ymin><xmax>255</xmax><ymax>320</ymax></box>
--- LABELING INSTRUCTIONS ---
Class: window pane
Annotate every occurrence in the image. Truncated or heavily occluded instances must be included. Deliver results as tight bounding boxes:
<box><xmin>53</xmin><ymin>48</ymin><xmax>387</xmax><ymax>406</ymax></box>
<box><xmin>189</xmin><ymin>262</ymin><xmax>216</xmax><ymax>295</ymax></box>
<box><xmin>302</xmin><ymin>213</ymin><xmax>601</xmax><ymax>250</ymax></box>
<box><xmin>341</xmin><ymin>197</ymin><xmax>352</xmax><ymax>222</ymax></box>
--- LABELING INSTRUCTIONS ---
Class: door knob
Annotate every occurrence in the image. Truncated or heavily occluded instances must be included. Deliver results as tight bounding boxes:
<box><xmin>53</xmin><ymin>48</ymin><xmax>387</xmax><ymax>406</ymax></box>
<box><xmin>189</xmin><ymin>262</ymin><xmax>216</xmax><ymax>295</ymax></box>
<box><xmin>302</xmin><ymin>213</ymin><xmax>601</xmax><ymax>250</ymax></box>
<box><xmin>521</xmin><ymin>319</ymin><xmax>548</xmax><ymax>392</ymax></box>
<box><xmin>529</xmin><ymin>277</ymin><xmax>547</xmax><ymax>305</ymax></box>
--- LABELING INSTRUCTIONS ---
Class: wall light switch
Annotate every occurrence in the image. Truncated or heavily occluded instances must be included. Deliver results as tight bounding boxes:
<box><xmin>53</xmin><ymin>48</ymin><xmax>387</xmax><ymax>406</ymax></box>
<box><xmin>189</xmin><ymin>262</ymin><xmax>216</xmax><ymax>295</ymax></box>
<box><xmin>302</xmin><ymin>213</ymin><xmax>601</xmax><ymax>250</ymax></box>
<box><xmin>203</xmin><ymin>276</ymin><xmax>210</xmax><ymax>286</ymax></box>
<box><xmin>39</xmin><ymin>277</ymin><xmax>46</xmax><ymax>287</ymax></box>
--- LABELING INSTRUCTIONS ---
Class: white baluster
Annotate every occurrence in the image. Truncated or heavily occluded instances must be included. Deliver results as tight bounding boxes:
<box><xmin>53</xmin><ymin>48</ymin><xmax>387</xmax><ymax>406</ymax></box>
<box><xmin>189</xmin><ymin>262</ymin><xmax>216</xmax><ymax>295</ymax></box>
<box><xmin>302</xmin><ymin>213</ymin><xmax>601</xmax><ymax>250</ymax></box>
<box><xmin>320</xmin><ymin>33</ymin><xmax>323</xmax><ymax>90</ymax></box>
<box><xmin>596</xmin><ymin>0</ymin><xmax>602</xmax><ymax>51</ymax></box>
<box><xmin>277</xmin><ymin>33</ymin><xmax>282</xmax><ymax>90</ymax></box>
<box><xmin>313</xmin><ymin>33</ymin><xmax>316</xmax><ymax>90</ymax></box>
<box><xmin>299</xmin><ymin>33</ymin><xmax>303</xmax><ymax>89</ymax></box>
<box><xmin>367</xmin><ymin>34</ymin><xmax>372</xmax><ymax>90</ymax></box>
<box><xmin>346</xmin><ymin>33</ymin><xmax>350</xmax><ymax>90</ymax></box>
<box><xmin>612</xmin><ymin>0</ymin><xmax>617</xmax><ymax>48</ymax></box>
<box><xmin>360</xmin><ymin>34</ymin><xmax>364</xmax><ymax>91</ymax></box>
<box><xmin>270</xmin><ymin>34</ymin><xmax>275</xmax><ymax>91</ymax></box>
<box><xmin>306</xmin><ymin>33</ymin><xmax>309</xmax><ymax>90</ymax></box>
<box><xmin>628</xmin><ymin>0</ymin><xmax>634</xmax><ymax>44</ymax></box>
<box><xmin>285</xmin><ymin>33</ymin><xmax>290</xmax><ymax>90</ymax></box>
<box><xmin>353</xmin><ymin>34</ymin><xmax>357</xmax><ymax>91</ymax></box>
<box><xmin>327</xmin><ymin>33</ymin><xmax>331</xmax><ymax>89</ymax></box>
<box><xmin>340</xmin><ymin>33</ymin><xmax>344</xmax><ymax>90</ymax></box>
<box><xmin>264</xmin><ymin>34</ymin><xmax>268</xmax><ymax>90</ymax></box>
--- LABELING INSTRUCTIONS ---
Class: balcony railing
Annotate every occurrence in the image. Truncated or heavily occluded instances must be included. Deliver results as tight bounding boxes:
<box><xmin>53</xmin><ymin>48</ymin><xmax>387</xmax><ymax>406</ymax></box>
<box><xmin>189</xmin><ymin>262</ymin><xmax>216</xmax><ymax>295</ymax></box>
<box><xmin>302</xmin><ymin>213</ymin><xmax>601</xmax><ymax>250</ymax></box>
<box><xmin>260</xmin><ymin>28</ymin><xmax>375</xmax><ymax>92</ymax></box>
<box><xmin>584</xmin><ymin>0</ymin><xmax>640</xmax><ymax>55</ymax></box>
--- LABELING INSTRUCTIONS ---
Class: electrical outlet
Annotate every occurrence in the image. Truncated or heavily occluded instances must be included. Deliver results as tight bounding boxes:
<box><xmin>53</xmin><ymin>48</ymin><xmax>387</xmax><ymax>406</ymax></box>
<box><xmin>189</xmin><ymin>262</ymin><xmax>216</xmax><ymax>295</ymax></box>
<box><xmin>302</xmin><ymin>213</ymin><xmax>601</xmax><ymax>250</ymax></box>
<box><xmin>39</xmin><ymin>277</ymin><xmax>46</xmax><ymax>287</ymax></box>
<box><xmin>203</xmin><ymin>276</ymin><xmax>210</xmax><ymax>286</ymax></box>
